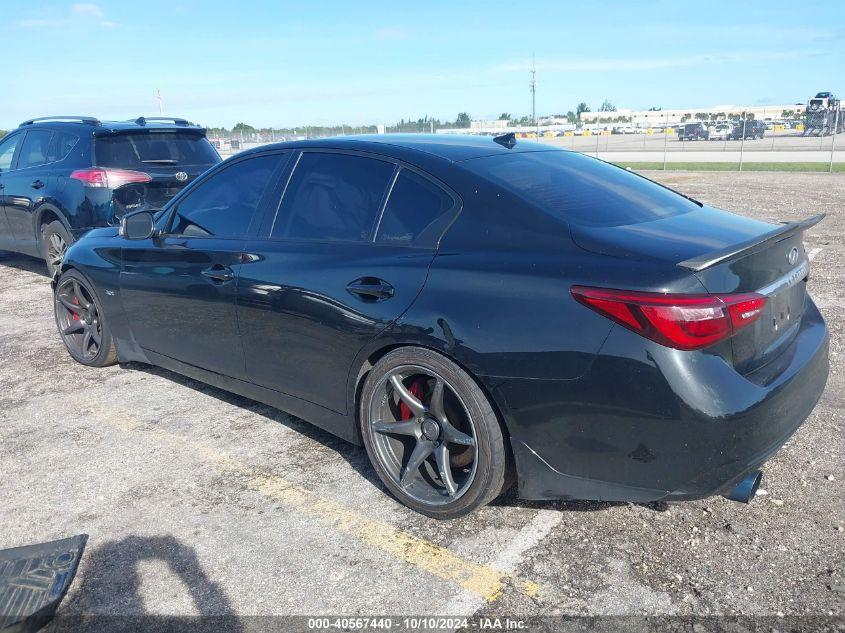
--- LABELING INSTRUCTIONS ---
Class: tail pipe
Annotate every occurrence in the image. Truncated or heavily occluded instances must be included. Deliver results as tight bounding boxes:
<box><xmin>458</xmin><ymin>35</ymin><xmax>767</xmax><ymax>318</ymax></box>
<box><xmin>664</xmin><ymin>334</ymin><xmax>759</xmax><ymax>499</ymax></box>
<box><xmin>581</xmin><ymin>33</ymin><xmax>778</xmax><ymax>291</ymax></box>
<box><xmin>724</xmin><ymin>470</ymin><xmax>763</xmax><ymax>504</ymax></box>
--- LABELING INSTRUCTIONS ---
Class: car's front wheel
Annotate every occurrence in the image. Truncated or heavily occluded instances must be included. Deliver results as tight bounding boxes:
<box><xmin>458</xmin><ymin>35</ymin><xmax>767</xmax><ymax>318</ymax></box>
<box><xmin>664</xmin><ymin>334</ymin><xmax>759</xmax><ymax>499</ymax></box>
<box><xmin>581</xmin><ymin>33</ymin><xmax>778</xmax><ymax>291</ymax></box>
<box><xmin>54</xmin><ymin>269</ymin><xmax>117</xmax><ymax>367</ymax></box>
<box><xmin>360</xmin><ymin>347</ymin><xmax>509</xmax><ymax>519</ymax></box>
<box><xmin>41</xmin><ymin>220</ymin><xmax>73</xmax><ymax>278</ymax></box>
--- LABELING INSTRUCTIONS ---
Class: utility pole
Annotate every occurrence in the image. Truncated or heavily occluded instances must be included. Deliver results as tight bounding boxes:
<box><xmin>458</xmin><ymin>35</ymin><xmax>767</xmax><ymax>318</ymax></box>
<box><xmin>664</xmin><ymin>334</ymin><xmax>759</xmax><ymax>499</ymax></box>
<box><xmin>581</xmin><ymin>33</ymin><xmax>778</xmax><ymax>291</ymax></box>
<box><xmin>529</xmin><ymin>54</ymin><xmax>537</xmax><ymax>129</ymax></box>
<box><xmin>156</xmin><ymin>89</ymin><xmax>164</xmax><ymax>115</ymax></box>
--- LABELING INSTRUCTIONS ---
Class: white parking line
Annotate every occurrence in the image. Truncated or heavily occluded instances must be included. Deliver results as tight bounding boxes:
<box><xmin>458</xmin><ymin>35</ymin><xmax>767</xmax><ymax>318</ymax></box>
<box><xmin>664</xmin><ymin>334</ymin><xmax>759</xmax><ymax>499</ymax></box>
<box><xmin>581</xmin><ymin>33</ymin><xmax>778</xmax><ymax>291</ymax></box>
<box><xmin>807</xmin><ymin>247</ymin><xmax>823</xmax><ymax>261</ymax></box>
<box><xmin>444</xmin><ymin>509</ymin><xmax>562</xmax><ymax>616</ymax></box>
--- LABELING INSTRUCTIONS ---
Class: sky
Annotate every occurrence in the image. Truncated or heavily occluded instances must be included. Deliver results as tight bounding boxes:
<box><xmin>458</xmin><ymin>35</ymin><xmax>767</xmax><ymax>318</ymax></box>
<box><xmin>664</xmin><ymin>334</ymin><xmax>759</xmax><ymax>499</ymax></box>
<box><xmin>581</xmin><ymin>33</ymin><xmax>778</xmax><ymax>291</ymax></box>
<box><xmin>2</xmin><ymin>0</ymin><xmax>843</xmax><ymax>130</ymax></box>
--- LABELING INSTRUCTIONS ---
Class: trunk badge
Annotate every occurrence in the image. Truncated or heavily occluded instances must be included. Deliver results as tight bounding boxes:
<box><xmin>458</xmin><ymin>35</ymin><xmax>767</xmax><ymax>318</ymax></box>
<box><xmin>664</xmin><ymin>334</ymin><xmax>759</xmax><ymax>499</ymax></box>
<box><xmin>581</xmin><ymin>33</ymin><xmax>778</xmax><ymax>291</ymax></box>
<box><xmin>175</xmin><ymin>171</ymin><xmax>188</xmax><ymax>182</ymax></box>
<box><xmin>787</xmin><ymin>247</ymin><xmax>799</xmax><ymax>265</ymax></box>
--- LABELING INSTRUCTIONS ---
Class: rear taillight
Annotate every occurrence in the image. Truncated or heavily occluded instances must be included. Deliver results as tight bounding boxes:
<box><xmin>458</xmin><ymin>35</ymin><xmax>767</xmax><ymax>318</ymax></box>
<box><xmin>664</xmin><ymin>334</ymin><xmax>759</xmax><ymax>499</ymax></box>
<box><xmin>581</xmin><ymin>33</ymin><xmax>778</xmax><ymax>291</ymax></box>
<box><xmin>571</xmin><ymin>286</ymin><xmax>767</xmax><ymax>351</ymax></box>
<box><xmin>70</xmin><ymin>168</ymin><xmax>151</xmax><ymax>189</ymax></box>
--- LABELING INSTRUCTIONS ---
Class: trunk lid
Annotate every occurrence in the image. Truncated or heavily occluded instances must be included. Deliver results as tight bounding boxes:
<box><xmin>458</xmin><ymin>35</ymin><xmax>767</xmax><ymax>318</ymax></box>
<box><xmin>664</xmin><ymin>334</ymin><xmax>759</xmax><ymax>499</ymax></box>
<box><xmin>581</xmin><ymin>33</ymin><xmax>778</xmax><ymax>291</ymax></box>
<box><xmin>570</xmin><ymin>206</ymin><xmax>819</xmax><ymax>373</ymax></box>
<box><xmin>111</xmin><ymin>164</ymin><xmax>207</xmax><ymax>219</ymax></box>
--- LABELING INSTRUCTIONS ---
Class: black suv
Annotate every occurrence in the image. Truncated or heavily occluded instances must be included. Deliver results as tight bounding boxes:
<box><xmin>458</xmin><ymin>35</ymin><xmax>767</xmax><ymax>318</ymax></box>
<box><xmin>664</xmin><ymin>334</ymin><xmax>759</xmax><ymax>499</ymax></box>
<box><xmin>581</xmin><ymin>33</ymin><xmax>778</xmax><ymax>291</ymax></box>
<box><xmin>677</xmin><ymin>123</ymin><xmax>709</xmax><ymax>141</ymax></box>
<box><xmin>729</xmin><ymin>120</ymin><xmax>766</xmax><ymax>140</ymax></box>
<box><xmin>0</xmin><ymin>116</ymin><xmax>220</xmax><ymax>274</ymax></box>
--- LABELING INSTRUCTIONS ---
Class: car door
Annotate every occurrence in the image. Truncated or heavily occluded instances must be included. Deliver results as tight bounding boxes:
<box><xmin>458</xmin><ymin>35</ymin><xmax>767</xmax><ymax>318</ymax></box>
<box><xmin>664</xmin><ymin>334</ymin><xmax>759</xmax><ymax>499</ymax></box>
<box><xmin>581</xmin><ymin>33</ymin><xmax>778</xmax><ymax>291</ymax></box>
<box><xmin>237</xmin><ymin>150</ymin><xmax>460</xmax><ymax>414</ymax></box>
<box><xmin>3</xmin><ymin>129</ymin><xmax>57</xmax><ymax>253</ymax></box>
<box><xmin>0</xmin><ymin>132</ymin><xmax>24</xmax><ymax>251</ymax></box>
<box><xmin>120</xmin><ymin>152</ymin><xmax>285</xmax><ymax>378</ymax></box>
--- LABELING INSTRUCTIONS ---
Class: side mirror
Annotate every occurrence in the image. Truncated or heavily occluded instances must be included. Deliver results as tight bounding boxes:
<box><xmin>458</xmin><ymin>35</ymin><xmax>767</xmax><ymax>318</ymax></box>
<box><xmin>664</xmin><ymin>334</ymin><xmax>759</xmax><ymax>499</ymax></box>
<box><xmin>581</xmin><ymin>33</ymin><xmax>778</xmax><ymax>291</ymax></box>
<box><xmin>120</xmin><ymin>210</ymin><xmax>157</xmax><ymax>240</ymax></box>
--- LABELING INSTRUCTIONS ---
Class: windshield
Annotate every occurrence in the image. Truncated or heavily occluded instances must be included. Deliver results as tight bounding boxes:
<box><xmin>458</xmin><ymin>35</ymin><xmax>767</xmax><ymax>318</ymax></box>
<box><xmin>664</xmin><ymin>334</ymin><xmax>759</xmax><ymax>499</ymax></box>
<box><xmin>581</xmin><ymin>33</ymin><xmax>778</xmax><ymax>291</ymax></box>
<box><xmin>462</xmin><ymin>151</ymin><xmax>699</xmax><ymax>227</ymax></box>
<box><xmin>95</xmin><ymin>132</ymin><xmax>219</xmax><ymax>168</ymax></box>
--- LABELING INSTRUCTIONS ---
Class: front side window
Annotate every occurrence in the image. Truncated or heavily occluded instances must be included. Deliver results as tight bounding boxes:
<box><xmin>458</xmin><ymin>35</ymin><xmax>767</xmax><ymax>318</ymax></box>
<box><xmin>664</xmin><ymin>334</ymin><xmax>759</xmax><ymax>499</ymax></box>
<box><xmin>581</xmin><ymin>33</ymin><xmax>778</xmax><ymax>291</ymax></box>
<box><xmin>0</xmin><ymin>133</ymin><xmax>21</xmax><ymax>171</ymax></box>
<box><xmin>168</xmin><ymin>154</ymin><xmax>278</xmax><ymax>238</ymax></box>
<box><xmin>271</xmin><ymin>152</ymin><xmax>394</xmax><ymax>242</ymax></box>
<box><xmin>376</xmin><ymin>169</ymin><xmax>454</xmax><ymax>247</ymax></box>
<box><xmin>17</xmin><ymin>130</ymin><xmax>54</xmax><ymax>169</ymax></box>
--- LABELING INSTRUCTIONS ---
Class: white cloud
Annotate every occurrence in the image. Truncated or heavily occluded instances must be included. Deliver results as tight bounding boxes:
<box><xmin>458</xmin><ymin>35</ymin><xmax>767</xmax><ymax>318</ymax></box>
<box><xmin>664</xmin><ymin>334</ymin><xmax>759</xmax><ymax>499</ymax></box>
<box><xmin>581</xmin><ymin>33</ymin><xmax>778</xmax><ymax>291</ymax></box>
<box><xmin>15</xmin><ymin>3</ymin><xmax>116</xmax><ymax>29</ymax></box>
<box><xmin>71</xmin><ymin>3</ymin><xmax>104</xmax><ymax>17</ymax></box>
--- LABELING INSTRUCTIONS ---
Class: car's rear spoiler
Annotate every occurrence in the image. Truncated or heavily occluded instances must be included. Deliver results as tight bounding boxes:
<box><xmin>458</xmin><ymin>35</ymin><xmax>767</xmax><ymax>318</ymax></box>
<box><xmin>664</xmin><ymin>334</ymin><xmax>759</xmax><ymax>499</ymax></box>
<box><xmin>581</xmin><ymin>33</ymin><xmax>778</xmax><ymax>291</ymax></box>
<box><xmin>677</xmin><ymin>213</ymin><xmax>825</xmax><ymax>272</ymax></box>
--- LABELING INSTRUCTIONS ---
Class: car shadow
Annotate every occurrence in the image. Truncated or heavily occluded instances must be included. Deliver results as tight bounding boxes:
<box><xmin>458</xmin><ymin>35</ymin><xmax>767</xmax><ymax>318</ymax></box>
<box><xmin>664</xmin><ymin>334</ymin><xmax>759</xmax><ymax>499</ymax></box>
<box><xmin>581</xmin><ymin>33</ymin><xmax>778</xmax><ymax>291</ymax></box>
<box><xmin>0</xmin><ymin>252</ymin><xmax>49</xmax><ymax>277</ymax></box>
<box><xmin>121</xmin><ymin>362</ymin><xmax>386</xmax><ymax>492</ymax></box>
<box><xmin>52</xmin><ymin>534</ymin><xmax>245</xmax><ymax>632</ymax></box>
<box><xmin>120</xmin><ymin>362</ymin><xmax>666</xmax><ymax>517</ymax></box>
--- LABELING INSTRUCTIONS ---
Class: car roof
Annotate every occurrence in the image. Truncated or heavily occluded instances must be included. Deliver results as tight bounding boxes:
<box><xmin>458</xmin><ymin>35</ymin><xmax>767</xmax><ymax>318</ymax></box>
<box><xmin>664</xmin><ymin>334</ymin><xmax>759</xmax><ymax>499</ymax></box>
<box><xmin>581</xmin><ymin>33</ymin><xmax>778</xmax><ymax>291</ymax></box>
<box><xmin>241</xmin><ymin>134</ymin><xmax>556</xmax><ymax>163</ymax></box>
<box><xmin>16</xmin><ymin>116</ymin><xmax>205</xmax><ymax>134</ymax></box>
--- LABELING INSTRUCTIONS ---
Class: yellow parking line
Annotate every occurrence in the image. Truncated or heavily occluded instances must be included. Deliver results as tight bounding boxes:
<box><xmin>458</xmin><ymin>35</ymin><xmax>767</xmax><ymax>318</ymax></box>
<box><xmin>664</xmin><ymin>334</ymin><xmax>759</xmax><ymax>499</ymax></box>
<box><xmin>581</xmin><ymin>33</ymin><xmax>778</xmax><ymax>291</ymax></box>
<box><xmin>88</xmin><ymin>402</ymin><xmax>540</xmax><ymax>603</ymax></box>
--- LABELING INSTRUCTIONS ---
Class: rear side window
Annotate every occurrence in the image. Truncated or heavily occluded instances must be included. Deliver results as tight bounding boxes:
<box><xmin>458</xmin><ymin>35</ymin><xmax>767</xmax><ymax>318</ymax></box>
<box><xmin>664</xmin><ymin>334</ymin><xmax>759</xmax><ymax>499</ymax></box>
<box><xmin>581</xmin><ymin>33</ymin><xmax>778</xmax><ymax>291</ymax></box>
<box><xmin>95</xmin><ymin>132</ymin><xmax>219</xmax><ymax>168</ymax></box>
<box><xmin>168</xmin><ymin>155</ymin><xmax>278</xmax><ymax>238</ymax></box>
<box><xmin>0</xmin><ymin>133</ymin><xmax>21</xmax><ymax>171</ymax></box>
<box><xmin>272</xmin><ymin>152</ymin><xmax>394</xmax><ymax>242</ymax></box>
<box><xmin>18</xmin><ymin>130</ymin><xmax>54</xmax><ymax>169</ymax></box>
<box><xmin>376</xmin><ymin>170</ymin><xmax>454</xmax><ymax>247</ymax></box>
<box><xmin>463</xmin><ymin>151</ymin><xmax>698</xmax><ymax>228</ymax></box>
<box><xmin>48</xmin><ymin>132</ymin><xmax>79</xmax><ymax>162</ymax></box>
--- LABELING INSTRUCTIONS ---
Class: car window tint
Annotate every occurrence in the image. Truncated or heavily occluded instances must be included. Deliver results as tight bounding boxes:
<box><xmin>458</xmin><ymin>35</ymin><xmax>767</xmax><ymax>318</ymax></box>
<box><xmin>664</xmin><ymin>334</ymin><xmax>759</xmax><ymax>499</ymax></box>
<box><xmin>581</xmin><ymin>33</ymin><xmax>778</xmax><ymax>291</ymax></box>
<box><xmin>376</xmin><ymin>170</ymin><xmax>454</xmax><ymax>247</ymax></box>
<box><xmin>47</xmin><ymin>132</ymin><xmax>79</xmax><ymax>162</ymax></box>
<box><xmin>0</xmin><ymin>134</ymin><xmax>21</xmax><ymax>171</ymax></box>
<box><xmin>463</xmin><ymin>151</ymin><xmax>698</xmax><ymax>228</ymax></box>
<box><xmin>95</xmin><ymin>132</ymin><xmax>219</xmax><ymax>168</ymax></box>
<box><xmin>169</xmin><ymin>155</ymin><xmax>277</xmax><ymax>238</ymax></box>
<box><xmin>273</xmin><ymin>152</ymin><xmax>394</xmax><ymax>242</ymax></box>
<box><xmin>17</xmin><ymin>130</ymin><xmax>54</xmax><ymax>169</ymax></box>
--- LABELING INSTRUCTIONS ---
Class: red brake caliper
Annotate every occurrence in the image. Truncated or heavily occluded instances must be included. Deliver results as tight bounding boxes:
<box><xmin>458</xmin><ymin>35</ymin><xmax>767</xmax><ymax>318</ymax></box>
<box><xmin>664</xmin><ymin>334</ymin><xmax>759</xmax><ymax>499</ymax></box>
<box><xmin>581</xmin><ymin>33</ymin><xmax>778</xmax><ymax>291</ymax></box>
<box><xmin>399</xmin><ymin>378</ymin><xmax>425</xmax><ymax>420</ymax></box>
<box><xmin>72</xmin><ymin>297</ymin><xmax>80</xmax><ymax>321</ymax></box>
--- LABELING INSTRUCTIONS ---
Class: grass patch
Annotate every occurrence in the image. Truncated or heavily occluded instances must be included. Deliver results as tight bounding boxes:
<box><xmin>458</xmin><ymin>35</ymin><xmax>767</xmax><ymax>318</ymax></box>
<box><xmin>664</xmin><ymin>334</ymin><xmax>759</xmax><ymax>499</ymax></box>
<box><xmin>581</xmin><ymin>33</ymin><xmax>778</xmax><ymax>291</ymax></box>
<box><xmin>612</xmin><ymin>161</ymin><xmax>845</xmax><ymax>172</ymax></box>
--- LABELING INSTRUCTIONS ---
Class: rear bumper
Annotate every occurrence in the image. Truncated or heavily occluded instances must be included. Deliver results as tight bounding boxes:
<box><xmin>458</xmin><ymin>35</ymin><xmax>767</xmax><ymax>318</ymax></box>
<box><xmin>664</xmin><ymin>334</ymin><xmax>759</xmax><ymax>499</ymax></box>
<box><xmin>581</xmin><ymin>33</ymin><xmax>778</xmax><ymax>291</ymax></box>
<box><xmin>495</xmin><ymin>298</ymin><xmax>829</xmax><ymax>502</ymax></box>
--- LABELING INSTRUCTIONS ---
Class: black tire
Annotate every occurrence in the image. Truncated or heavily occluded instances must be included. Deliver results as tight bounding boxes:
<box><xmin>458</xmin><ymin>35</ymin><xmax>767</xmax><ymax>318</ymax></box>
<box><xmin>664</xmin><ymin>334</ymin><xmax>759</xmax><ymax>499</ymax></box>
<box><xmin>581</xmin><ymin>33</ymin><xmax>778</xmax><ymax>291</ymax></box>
<box><xmin>360</xmin><ymin>347</ymin><xmax>508</xmax><ymax>519</ymax></box>
<box><xmin>41</xmin><ymin>220</ymin><xmax>73</xmax><ymax>278</ymax></box>
<box><xmin>53</xmin><ymin>268</ymin><xmax>118</xmax><ymax>367</ymax></box>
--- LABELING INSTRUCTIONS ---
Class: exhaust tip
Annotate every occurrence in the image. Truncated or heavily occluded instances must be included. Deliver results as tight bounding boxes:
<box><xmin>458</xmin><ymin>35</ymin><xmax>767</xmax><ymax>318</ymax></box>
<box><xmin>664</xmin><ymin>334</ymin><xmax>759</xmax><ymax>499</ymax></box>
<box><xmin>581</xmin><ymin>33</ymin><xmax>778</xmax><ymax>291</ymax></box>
<box><xmin>724</xmin><ymin>470</ymin><xmax>763</xmax><ymax>504</ymax></box>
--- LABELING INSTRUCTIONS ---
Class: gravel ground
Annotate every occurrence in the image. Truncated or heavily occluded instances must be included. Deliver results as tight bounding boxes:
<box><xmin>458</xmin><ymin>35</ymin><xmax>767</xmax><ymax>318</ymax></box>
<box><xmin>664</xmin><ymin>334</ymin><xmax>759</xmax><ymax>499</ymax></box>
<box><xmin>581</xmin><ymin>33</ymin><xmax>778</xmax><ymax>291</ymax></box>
<box><xmin>0</xmin><ymin>171</ymin><xmax>842</xmax><ymax>631</ymax></box>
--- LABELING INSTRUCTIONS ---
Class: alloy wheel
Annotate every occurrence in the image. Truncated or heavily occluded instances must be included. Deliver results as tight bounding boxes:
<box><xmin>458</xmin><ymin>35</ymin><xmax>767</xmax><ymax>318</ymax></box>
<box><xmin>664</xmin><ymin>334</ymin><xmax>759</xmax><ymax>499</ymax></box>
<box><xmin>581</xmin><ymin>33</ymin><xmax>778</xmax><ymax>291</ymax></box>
<box><xmin>55</xmin><ymin>278</ymin><xmax>102</xmax><ymax>361</ymax></box>
<box><xmin>367</xmin><ymin>365</ymin><xmax>478</xmax><ymax>505</ymax></box>
<box><xmin>46</xmin><ymin>232</ymin><xmax>68</xmax><ymax>273</ymax></box>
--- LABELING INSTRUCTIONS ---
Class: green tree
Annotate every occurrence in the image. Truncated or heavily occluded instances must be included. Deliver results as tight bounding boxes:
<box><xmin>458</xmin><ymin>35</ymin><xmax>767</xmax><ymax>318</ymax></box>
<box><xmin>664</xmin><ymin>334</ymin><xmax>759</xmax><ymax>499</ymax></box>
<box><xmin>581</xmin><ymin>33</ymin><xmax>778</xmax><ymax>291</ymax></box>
<box><xmin>455</xmin><ymin>112</ymin><xmax>472</xmax><ymax>127</ymax></box>
<box><xmin>565</xmin><ymin>110</ymin><xmax>577</xmax><ymax>123</ymax></box>
<box><xmin>576</xmin><ymin>102</ymin><xmax>590</xmax><ymax>115</ymax></box>
<box><xmin>498</xmin><ymin>112</ymin><xmax>511</xmax><ymax>121</ymax></box>
<box><xmin>599</xmin><ymin>99</ymin><xmax>616</xmax><ymax>112</ymax></box>
<box><xmin>232</xmin><ymin>122</ymin><xmax>256</xmax><ymax>136</ymax></box>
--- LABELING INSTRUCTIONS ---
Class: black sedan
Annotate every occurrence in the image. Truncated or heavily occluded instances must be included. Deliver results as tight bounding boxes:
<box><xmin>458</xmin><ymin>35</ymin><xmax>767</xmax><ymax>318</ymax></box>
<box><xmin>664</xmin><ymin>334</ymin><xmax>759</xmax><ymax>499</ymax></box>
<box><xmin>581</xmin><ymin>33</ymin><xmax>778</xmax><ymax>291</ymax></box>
<box><xmin>51</xmin><ymin>134</ymin><xmax>829</xmax><ymax>518</ymax></box>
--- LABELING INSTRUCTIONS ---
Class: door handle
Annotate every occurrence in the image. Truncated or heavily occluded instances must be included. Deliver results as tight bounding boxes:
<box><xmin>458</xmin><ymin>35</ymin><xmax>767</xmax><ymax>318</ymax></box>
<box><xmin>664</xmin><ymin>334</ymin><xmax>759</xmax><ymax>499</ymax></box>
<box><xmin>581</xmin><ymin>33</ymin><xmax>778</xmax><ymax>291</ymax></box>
<box><xmin>346</xmin><ymin>277</ymin><xmax>395</xmax><ymax>301</ymax></box>
<box><xmin>201</xmin><ymin>265</ymin><xmax>234</xmax><ymax>283</ymax></box>
<box><xmin>31</xmin><ymin>180</ymin><xmax>45</xmax><ymax>190</ymax></box>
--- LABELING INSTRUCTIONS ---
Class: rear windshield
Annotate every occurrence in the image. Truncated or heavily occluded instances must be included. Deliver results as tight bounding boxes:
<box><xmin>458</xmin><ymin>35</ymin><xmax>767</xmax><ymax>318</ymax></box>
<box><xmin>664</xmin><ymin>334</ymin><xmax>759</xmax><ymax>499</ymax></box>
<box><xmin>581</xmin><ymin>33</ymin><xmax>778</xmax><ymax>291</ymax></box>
<box><xmin>463</xmin><ymin>151</ymin><xmax>698</xmax><ymax>227</ymax></box>
<box><xmin>95</xmin><ymin>132</ymin><xmax>219</xmax><ymax>168</ymax></box>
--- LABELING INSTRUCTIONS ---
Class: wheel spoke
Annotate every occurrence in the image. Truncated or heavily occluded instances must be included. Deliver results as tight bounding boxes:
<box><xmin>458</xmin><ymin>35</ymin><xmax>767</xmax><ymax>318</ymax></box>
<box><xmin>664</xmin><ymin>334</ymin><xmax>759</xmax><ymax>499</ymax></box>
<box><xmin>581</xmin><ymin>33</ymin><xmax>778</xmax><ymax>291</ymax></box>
<box><xmin>389</xmin><ymin>373</ymin><xmax>425</xmax><ymax>418</ymax></box>
<box><xmin>62</xmin><ymin>322</ymin><xmax>84</xmax><ymax>335</ymax></box>
<box><xmin>71</xmin><ymin>281</ymin><xmax>91</xmax><ymax>310</ymax></box>
<box><xmin>82</xmin><ymin>329</ymin><xmax>93</xmax><ymax>354</ymax></box>
<box><xmin>59</xmin><ymin>296</ymin><xmax>82</xmax><ymax>313</ymax></box>
<box><xmin>434</xmin><ymin>444</ymin><xmax>458</xmax><ymax>496</ymax></box>
<box><xmin>443</xmin><ymin>423</ymin><xmax>475</xmax><ymax>447</ymax></box>
<box><xmin>372</xmin><ymin>419</ymin><xmax>418</xmax><ymax>437</ymax></box>
<box><xmin>400</xmin><ymin>440</ymin><xmax>434</xmax><ymax>486</ymax></box>
<box><xmin>430</xmin><ymin>379</ymin><xmax>447</xmax><ymax>423</ymax></box>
